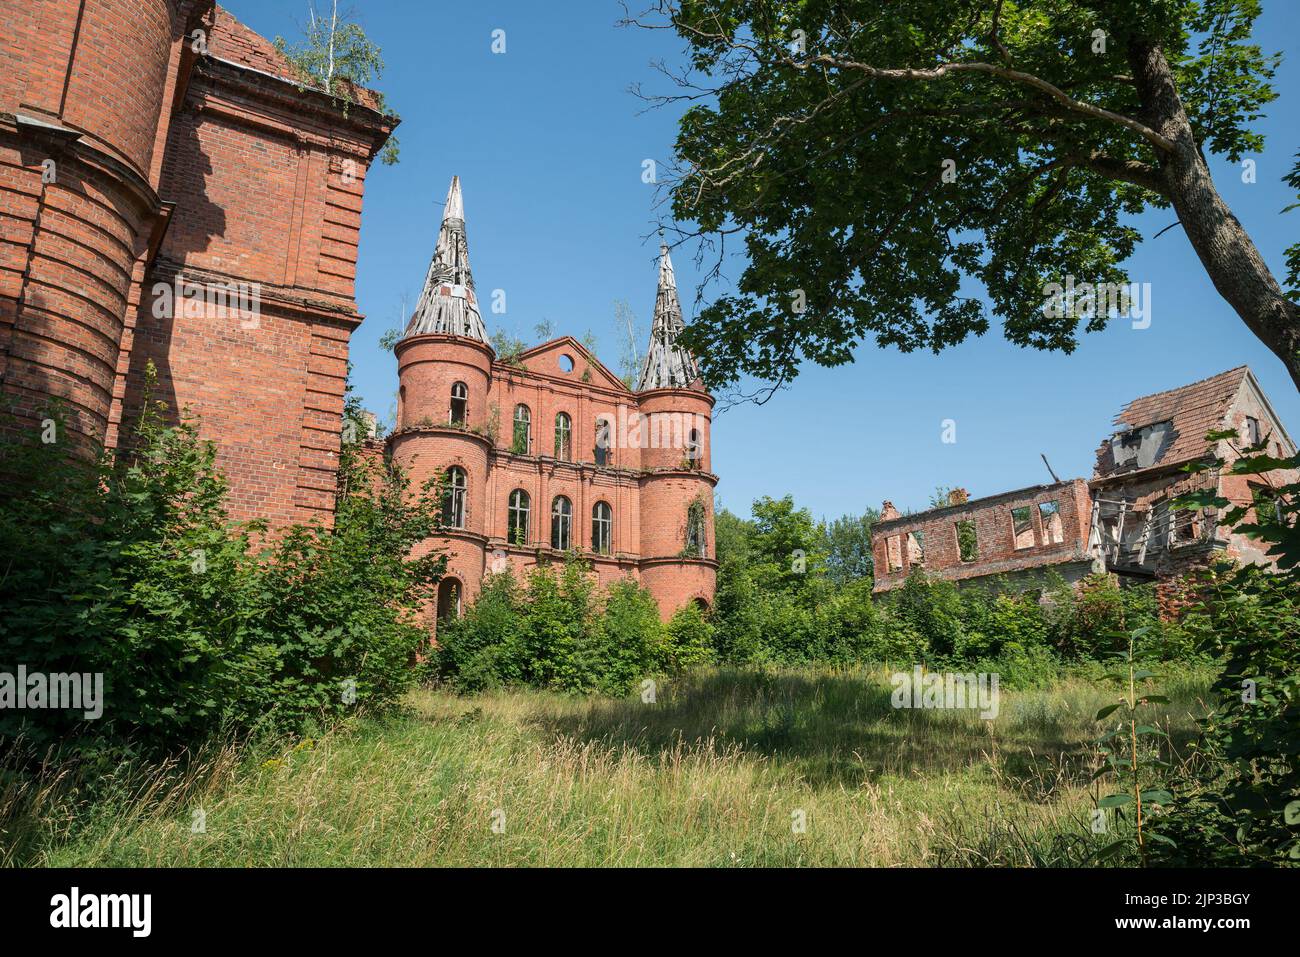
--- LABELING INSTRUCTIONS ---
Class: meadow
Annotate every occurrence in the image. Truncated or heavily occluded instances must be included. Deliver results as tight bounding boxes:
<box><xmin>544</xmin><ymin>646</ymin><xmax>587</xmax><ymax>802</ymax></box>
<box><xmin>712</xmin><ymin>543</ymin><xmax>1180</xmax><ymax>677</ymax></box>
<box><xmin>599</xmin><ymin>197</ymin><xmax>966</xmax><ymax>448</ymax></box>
<box><xmin>8</xmin><ymin>664</ymin><xmax>1215</xmax><ymax>867</ymax></box>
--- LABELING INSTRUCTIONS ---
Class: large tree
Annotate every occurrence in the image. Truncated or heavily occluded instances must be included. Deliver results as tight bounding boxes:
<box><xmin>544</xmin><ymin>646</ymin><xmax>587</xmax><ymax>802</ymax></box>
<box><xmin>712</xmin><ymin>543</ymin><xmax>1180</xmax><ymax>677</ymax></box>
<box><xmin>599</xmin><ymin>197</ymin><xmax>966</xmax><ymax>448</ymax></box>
<box><xmin>634</xmin><ymin>0</ymin><xmax>1300</xmax><ymax>393</ymax></box>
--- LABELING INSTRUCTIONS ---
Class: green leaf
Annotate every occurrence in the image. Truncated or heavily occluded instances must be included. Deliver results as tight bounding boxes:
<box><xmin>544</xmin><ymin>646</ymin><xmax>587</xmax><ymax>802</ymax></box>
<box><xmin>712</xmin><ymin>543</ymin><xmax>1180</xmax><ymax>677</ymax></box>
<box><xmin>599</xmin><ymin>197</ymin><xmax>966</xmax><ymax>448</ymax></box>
<box><xmin>1095</xmin><ymin>703</ymin><xmax>1124</xmax><ymax>721</ymax></box>
<box><xmin>1098</xmin><ymin>793</ymin><xmax>1134</xmax><ymax>808</ymax></box>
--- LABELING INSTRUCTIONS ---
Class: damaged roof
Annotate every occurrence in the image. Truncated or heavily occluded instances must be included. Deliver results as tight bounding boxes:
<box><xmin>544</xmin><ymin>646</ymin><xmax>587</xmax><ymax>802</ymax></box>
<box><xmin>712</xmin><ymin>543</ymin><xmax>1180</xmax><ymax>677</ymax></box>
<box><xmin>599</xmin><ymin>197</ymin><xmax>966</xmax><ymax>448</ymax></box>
<box><xmin>1093</xmin><ymin>366</ymin><xmax>1250</xmax><ymax>478</ymax></box>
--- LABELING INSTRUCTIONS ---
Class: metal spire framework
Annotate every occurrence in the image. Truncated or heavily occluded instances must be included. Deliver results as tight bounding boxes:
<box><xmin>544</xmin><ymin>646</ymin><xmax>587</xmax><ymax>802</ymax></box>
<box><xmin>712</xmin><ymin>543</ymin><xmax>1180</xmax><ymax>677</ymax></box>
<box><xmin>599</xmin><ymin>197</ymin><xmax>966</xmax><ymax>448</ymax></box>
<box><xmin>636</xmin><ymin>242</ymin><xmax>700</xmax><ymax>390</ymax></box>
<box><xmin>403</xmin><ymin>176</ymin><xmax>489</xmax><ymax>342</ymax></box>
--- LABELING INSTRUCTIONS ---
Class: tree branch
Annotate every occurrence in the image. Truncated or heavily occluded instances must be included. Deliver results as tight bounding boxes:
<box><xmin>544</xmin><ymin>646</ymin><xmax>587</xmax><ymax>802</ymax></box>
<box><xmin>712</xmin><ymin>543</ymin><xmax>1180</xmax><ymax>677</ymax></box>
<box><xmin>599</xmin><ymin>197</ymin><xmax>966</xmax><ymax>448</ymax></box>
<box><xmin>790</xmin><ymin>54</ymin><xmax>1178</xmax><ymax>153</ymax></box>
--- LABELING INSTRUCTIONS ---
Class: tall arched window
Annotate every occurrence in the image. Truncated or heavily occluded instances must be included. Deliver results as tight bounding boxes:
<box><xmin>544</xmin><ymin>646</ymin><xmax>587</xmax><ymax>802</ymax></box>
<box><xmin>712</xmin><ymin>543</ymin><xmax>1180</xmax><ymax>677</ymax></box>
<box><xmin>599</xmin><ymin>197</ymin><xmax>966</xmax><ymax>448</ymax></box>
<box><xmin>685</xmin><ymin>498</ymin><xmax>707</xmax><ymax>558</ymax></box>
<box><xmin>450</xmin><ymin>381</ymin><xmax>468</xmax><ymax>425</ymax></box>
<box><xmin>508</xmin><ymin>489</ymin><xmax>530</xmax><ymax>545</ymax></box>
<box><xmin>551</xmin><ymin>496</ymin><xmax>572</xmax><ymax>551</ymax></box>
<box><xmin>437</xmin><ymin>578</ymin><xmax>462</xmax><ymax>622</ymax></box>
<box><xmin>594</xmin><ymin>417</ymin><xmax>611</xmax><ymax>467</ymax></box>
<box><xmin>442</xmin><ymin>466</ymin><xmax>467</xmax><ymax>528</ymax></box>
<box><xmin>592</xmin><ymin>501</ymin><xmax>612</xmax><ymax>555</ymax></box>
<box><xmin>512</xmin><ymin>404</ymin><xmax>531</xmax><ymax>454</ymax></box>
<box><xmin>554</xmin><ymin>412</ymin><xmax>572</xmax><ymax>461</ymax></box>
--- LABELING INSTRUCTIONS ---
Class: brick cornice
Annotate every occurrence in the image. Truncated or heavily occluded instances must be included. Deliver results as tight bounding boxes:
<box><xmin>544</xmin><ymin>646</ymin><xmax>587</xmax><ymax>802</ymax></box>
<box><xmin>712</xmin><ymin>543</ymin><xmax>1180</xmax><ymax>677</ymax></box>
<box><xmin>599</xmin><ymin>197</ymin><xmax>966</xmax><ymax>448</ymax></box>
<box><xmin>192</xmin><ymin>56</ymin><xmax>396</xmax><ymax>160</ymax></box>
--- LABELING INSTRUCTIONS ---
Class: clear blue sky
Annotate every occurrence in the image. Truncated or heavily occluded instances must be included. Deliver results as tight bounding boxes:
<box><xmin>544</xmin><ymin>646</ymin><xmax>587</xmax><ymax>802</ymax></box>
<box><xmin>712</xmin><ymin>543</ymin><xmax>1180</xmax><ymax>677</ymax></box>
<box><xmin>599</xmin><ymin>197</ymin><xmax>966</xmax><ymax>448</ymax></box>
<box><xmin>233</xmin><ymin>1</ymin><xmax>1300</xmax><ymax>521</ymax></box>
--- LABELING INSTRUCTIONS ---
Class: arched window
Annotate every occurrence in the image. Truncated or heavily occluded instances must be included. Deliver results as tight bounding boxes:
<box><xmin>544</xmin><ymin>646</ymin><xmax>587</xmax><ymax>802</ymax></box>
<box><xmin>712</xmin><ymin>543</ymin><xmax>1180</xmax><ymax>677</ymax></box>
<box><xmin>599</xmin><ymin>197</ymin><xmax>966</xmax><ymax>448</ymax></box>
<box><xmin>685</xmin><ymin>498</ymin><xmax>707</xmax><ymax>558</ymax></box>
<box><xmin>551</xmin><ymin>495</ymin><xmax>572</xmax><ymax>551</ymax></box>
<box><xmin>686</xmin><ymin>428</ymin><xmax>703</xmax><ymax>469</ymax></box>
<box><xmin>437</xmin><ymin>578</ymin><xmax>462</xmax><ymax>622</ymax></box>
<box><xmin>450</xmin><ymin>381</ymin><xmax>468</xmax><ymax>425</ymax></box>
<box><xmin>442</xmin><ymin>466</ymin><xmax>467</xmax><ymax>529</ymax></box>
<box><xmin>594</xmin><ymin>417</ymin><xmax>611</xmax><ymax>467</ymax></box>
<box><xmin>554</xmin><ymin>412</ymin><xmax>572</xmax><ymax>461</ymax></box>
<box><xmin>592</xmin><ymin>501</ymin><xmax>612</xmax><ymax>555</ymax></box>
<box><xmin>508</xmin><ymin>489</ymin><xmax>530</xmax><ymax>545</ymax></box>
<box><xmin>512</xmin><ymin>404</ymin><xmax>531</xmax><ymax>454</ymax></box>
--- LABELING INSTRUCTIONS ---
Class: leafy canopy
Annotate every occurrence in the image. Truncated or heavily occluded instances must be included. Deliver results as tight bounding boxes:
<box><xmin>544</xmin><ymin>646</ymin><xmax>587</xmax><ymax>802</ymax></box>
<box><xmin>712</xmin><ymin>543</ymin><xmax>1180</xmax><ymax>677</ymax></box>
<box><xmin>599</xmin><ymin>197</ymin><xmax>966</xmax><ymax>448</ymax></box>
<box><xmin>653</xmin><ymin>0</ymin><xmax>1279</xmax><ymax>389</ymax></box>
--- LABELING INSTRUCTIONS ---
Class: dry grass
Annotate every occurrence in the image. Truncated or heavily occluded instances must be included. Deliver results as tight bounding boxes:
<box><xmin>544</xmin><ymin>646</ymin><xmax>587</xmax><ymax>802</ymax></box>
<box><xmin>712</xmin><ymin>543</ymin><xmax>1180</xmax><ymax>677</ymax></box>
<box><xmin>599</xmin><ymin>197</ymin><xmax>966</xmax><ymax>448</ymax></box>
<box><xmin>8</xmin><ymin>664</ymin><xmax>1214</xmax><ymax>867</ymax></box>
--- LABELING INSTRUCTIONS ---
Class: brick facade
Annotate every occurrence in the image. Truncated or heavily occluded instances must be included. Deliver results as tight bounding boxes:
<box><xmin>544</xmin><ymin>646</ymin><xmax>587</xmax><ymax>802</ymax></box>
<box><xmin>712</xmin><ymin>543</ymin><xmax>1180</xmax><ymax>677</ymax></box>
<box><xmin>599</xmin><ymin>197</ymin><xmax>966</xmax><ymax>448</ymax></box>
<box><xmin>1</xmin><ymin>2</ymin><xmax>393</xmax><ymax>526</ymax></box>
<box><xmin>392</xmin><ymin>333</ymin><xmax>718</xmax><ymax>624</ymax></box>
<box><xmin>872</xmin><ymin>479</ymin><xmax>1098</xmax><ymax>593</ymax></box>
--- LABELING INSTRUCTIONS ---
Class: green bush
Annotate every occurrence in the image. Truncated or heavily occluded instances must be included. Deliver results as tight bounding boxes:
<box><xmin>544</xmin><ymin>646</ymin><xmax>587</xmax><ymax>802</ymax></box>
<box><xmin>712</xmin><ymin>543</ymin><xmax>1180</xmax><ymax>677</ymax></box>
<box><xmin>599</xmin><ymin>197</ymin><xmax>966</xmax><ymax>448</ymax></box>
<box><xmin>0</xmin><ymin>375</ymin><xmax>444</xmax><ymax>756</ymax></box>
<box><xmin>665</xmin><ymin>601</ymin><xmax>715</xmax><ymax>670</ymax></box>
<box><xmin>436</xmin><ymin>562</ymin><xmax>667</xmax><ymax>696</ymax></box>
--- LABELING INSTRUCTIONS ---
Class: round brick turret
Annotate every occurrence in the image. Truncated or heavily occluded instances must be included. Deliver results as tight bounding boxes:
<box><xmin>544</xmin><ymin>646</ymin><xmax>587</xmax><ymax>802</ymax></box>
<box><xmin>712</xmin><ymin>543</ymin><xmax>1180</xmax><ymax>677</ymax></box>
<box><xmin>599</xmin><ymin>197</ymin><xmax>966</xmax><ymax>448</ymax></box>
<box><xmin>0</xmin><ymin>0</ymin><xmax>198</xmax><ymax>454</ymax></box>
<box><xmin>637</xmin><ymin>386</ymin><xmax>717</xmax><ymax>618</ymax></box>
<box><xmin>391</xmin><ymin>333</ymin><xmax>495</xmax><ymax>611</ymax></box>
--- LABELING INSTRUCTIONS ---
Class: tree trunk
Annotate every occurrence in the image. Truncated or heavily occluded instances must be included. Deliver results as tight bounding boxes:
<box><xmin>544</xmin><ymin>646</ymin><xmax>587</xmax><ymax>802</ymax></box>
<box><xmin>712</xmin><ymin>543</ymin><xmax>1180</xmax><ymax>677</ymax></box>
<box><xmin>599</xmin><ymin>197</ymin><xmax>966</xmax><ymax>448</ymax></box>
<box><xmin>1130</xmin><ymin>41</ymin><xmax>1300</xmax><ymax>393</ymax></box>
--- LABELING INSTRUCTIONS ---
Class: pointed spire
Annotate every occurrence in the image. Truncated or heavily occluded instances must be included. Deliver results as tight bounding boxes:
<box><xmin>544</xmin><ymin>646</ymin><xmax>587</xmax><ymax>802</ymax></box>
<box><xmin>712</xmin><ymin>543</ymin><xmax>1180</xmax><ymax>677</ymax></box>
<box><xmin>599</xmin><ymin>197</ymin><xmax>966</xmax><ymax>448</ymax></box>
<box><xmin>403</xmin><ymin>176</ymin><xmax>488</xmax><ymax>342</ymax></box>
<box><xmin>636</xmin><ymin>242</ymin><xmax>700</xmax><ymax>391</ymax></box>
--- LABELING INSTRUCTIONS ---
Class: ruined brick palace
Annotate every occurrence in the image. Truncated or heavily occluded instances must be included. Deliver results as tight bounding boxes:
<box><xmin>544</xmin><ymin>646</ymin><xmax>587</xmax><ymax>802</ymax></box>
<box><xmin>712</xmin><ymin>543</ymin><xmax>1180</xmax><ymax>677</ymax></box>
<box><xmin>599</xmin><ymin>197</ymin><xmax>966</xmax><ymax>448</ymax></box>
<box><xmin>0</xmin><ymin>2</ymin><xmax>716</xmax><ymax>622</ymax></box>
<box><xmin>2</xmin><ymin>2</ymin><xmax>393</xmax><ymax>526</ymax></box>
<box><xmin>872</xmin><ymin>366</ymin><xmax>1297</xmax><ymax>603</ymax></box>
<box><xmin>388</xmin><ymin>178</ymin><xmax>717</xmax><ymax>623</ymax></box>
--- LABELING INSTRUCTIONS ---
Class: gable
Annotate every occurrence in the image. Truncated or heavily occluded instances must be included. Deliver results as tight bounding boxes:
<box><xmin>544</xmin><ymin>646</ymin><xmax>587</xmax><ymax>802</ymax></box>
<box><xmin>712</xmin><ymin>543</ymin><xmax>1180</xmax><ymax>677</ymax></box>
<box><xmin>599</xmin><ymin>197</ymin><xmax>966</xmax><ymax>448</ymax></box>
<box><xmin>1233</xmin><ymin>371</ymin><xmax>1297</xmax><ymax>455</ymax></box>
<box><xmin>517</xmin><ymin>337</ymin><xmax>631</xmax><ymax>392</ymax></box>
<box><xmin>1094</xmin><ymin>366</ymin><xmax>1250</xmax><ymax>477</ymax></box>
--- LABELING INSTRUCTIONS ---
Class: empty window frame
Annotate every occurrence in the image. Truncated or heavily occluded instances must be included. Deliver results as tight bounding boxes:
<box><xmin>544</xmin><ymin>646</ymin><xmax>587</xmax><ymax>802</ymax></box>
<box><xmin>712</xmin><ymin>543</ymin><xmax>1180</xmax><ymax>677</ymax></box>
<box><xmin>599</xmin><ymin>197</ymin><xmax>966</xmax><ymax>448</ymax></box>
<box><xmin>1245</xmin><ymin>415</ymin><xmax>1262</xmax><ymax>446</ymax></box>
<box><xmin>554</xmin><ymin>412</ymin><xmax>572</xmax><ymax>461</ymax></box>
<box><xmin>955</xmin><ymin>519</ymin><xmax>978</xmax><ymax>563</ymax></box>
<box><xmin>1169</xmin><ymin>506</ymin><xmax>1202</xmax><ymax>546</ymax></box>
<box><xmin>551</xmin><ymin>495</ymin><xmax>572</xmax><ymax>550</ymax></box>
<box><xmin>512</xmin><ymin>404</ymin><xmax>531</xmax><ymax>454</ymax></box>
<box><xmin>1038</xmin><ymin>500</ymin><xmax>1064</xmax><ymax>545</ymax></box>
<box><xmin>906</xmin><ymin>530</ymin><xmax>925</xmax><ymax>566</ymax></box>
<box><xmin>685</xmin><ymin>500</ymin><xmax>707</xmax><ymax>558</ymax></box>
<box><xmin>1011</xmin><ymin>506</ymin><xmax>1035</xmax><ymax>550</ymax></box>
<box><xmin>507</xmin><ymin>489</ymin><xmax>530</xmax><ymax>545</ymax></box>
<box><xmin>450</xmin><ymin>381</ymin><xmax>468</xmax><ymax>425</ymax></box>
<box><xmin>886</xmin><ymin>535</ymin><xmax>904</xmax><ymax>572</ymax></box>
<box><xmin>594</xmin><ymin>418</ymin><xmax>611</xmax><ymax>467</ymax></box>
<box><xmin>442</xmin><ymin>466</ymin><xmax>467</xmax><ymax>529</ymax></box>
<box><xmin>592</xmin><ymin>501</ymin><xmax>612</xmax><ymax>554</ymax></box>
<box><xmin>685</xmin><ymin>428</ymin><xmax>703</xmax><ymax>469</ymax></box>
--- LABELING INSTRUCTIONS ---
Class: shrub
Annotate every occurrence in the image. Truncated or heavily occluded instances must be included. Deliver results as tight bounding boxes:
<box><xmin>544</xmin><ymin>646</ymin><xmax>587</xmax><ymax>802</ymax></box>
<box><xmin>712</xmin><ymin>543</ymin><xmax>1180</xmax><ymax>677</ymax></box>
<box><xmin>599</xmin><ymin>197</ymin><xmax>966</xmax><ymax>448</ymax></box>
<box><xmin>436</xmin><ymin>562</ymin><xmax>667</xmax><ymax>696</ymax></box>
<box><xmin>0</xmin><ymin>374</ymin><xmax>444</xmax><ymax>756</ymax></box>
<box><xmin>665</xmin><ymin>601</ymin><xmax>715</xmax><ymax>671</ymax></box>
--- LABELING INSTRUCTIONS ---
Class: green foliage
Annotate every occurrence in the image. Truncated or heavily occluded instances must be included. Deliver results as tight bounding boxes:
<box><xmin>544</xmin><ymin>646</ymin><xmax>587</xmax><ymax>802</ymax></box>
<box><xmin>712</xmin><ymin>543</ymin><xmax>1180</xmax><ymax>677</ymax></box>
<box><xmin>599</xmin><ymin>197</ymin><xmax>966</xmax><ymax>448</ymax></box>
<box><xmin>654</xmin><ymin>0</ymin><xmax>1284</xmax><ymax>389</ymax></box>
<box><xmin>273</xmin><ymin>2</ymin><xmax>400</xmax><ymax>163</ymax></box>
<box><xmin>0</xmin><ymin>369</ymin><xmax>443</xmax><ymax>757</ymax></box>
<box><xmin>665</xmin><ymin>601</ymin><xmax>715</xmax><ymax>670</ymax></box>
<box><xmin>1090</xmin><ymin>627</ymin><xmax>1176</xmax><ymax>864</ymax></box>
<box><xmin>490</xmin><ymin>330</ymin><xmax>527</xmax><ymax>366</ymax></box>
<box><xmin>707</xmin><ymin>495</ymin><xmax>1183</xmax><ymax>674</ymax></box>
<box><xmin>821</xmin><ymin>507</ymin><xmax>878</xmax><ymax>583</ymax></box>
<box><xmin>436</xmin><ymin>564</ymin><xmax>667</xmax><ymax>696</ymax></box>
<box><xmin>1147</xmin><ymin>439</ymin><xmax>1300</xmax><ymax>865</ymax></box>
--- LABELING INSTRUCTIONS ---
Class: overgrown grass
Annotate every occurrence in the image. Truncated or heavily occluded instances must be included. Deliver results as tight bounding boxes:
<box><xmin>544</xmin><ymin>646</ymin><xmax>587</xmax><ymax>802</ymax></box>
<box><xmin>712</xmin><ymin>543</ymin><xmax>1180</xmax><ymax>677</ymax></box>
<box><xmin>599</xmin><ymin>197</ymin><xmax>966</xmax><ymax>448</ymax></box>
<box><xmin>5</xmin><ymin>664</ymin><xmax>1215</xmax><ymax>867</ymax></box>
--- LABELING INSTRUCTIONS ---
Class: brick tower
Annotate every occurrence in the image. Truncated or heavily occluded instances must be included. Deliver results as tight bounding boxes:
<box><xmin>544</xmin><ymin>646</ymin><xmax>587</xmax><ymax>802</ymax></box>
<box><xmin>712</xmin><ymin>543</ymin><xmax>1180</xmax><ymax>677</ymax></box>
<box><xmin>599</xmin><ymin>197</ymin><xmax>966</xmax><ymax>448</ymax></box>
<box><xmin>0</xmin><ymin>0</ymin><xmax>209</xmax><ymax>455</ymax></box>
<box><xmin>390</xmin><ymin>176</ymin><xmax>493</xmax><ymax>612</ymax></box>
<box><xmin>633</xmin><ymin>242</ymin><xmax>717</xmax><ymax>615</ymax></box>
<box><xmin>390</xmin><ymin>180</ymin><xmax>717</xmax><ymax>625</ymax></box>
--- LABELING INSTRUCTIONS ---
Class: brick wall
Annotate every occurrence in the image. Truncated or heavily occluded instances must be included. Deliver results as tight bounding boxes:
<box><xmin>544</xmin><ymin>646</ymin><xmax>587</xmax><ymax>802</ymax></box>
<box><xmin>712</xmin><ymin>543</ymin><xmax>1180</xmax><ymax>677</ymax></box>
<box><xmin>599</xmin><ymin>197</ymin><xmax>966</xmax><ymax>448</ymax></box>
<box><xmin>392</xmin><ymin>335</ymin><xmax>718</xmax><ymax>622</ymax></box>
<box><xmin>2</xmin><ymin>2</ymin><xmax>394</xmax><ymax>530</ymax></box>
<box><xmin>873</xmin><ymin>478</ymin><xmax>1095</xmax><ymax>592</ymax></box>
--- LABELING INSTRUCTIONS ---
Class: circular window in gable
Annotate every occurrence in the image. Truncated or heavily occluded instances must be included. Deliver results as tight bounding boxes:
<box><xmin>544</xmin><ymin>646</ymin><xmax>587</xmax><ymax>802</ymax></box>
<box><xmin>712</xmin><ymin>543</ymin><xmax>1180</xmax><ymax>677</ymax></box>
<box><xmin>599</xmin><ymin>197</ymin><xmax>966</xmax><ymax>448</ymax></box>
<box><xmin>558</xmin><ymin>354</ymin><xmax>575</xmax><ymax>373</ymax></box>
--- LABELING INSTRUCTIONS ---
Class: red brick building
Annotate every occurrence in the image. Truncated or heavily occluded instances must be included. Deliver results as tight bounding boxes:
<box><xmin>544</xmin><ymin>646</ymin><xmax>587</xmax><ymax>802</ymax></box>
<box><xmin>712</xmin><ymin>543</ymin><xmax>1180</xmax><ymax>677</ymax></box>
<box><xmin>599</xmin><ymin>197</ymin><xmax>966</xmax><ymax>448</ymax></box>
<box><xmin>872</xmin><ymin>366</ymin><xmax>1296</xmax><ymax>597</ymax></box>
<box><xmin>392</xmin><ymin>178</ymin><xmax>717</xmax><ymax>622</ymax></box>
<box><xmin>1</xmin><ymin>2</ymin><xmax>394</xmax><ymax>526</ymax></box>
